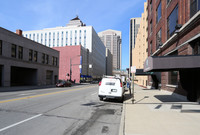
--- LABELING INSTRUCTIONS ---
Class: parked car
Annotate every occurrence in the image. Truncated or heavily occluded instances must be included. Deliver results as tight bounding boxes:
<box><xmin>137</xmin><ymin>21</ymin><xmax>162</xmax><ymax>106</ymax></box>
<box><xmin>56</xmin><ymin>80</ymin><xmax>72</xmax><ymax>87</ymax></box>
<box><xmin>98</xmin><ymin>76</ymin><xmax>125</xmax><ymax>102</ymax></box>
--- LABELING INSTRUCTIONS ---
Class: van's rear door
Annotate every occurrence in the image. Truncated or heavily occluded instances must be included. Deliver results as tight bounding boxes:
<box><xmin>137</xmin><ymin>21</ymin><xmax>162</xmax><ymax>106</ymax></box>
<box><xmin>103</xmin><ymin>78</ymin><xmax>119</xmax><ymax>97</ymax></box>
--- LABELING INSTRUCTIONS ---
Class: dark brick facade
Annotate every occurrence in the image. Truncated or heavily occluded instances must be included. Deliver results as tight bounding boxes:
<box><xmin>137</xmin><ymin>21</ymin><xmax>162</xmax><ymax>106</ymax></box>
<box><xmin>147</xmin><ymin>0</ymin><xmax>200</xmax><ymax>101</ymax></box>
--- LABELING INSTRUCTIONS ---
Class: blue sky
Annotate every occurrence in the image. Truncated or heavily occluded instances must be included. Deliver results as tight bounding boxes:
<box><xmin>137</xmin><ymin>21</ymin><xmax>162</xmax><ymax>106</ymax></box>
<box><xmin>1</xmin><ymin>0</ymin><xmax>147</xmax><ymax>70</ymax></box>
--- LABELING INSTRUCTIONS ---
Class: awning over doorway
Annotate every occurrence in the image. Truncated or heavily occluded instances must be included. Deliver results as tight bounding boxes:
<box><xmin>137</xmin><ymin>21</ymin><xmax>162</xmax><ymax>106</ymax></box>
<box><xmin>144</xmin><ymin>55</ymin><xmax>200</xmax><ymax>72</ymax></box>
<box><xmin>135</xmin><ymin>69</ymin><xmax>154</xmax><ymax>76</ymax></box>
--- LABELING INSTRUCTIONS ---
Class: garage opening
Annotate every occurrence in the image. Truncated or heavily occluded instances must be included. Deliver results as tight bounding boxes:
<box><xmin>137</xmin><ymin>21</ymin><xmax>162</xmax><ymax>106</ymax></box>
<box><xmin>46</xmin><ymin>70</ymin><xmax>53</xmax><ymax>85</ymax></box>
<box><xmin>11</xmin><ymin>66</ymin><xmax>37</xmax><ymax>86</ymax></box>
<box><xmin>0</xmin><ymin>65</ymin><xmax>3</xmax><ymax>87</ymax></box>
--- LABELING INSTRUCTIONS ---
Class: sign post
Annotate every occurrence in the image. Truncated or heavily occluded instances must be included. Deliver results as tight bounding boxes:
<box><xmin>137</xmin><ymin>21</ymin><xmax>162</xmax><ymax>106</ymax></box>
<box><xmin>131</xmin><ymin>66</ymin><xmax>136</xmax><ymax>104</ymax></box>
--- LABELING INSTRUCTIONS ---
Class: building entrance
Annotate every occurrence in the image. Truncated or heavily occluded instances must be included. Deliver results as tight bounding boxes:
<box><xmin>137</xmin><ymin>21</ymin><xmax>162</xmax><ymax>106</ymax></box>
<box><xmin>0</xmin><ymin>65</ymin><xmax>2</xmax><ymax>87</ymax></box>
<box><xmin>46</xmin><ymin>70</ymin><xmax>53</xmax><ymax>85</ymax></box>
<box><xmin>11</xmin><ymin>66</ymin><xmax>37</xmax><ymax>86</ymax></box>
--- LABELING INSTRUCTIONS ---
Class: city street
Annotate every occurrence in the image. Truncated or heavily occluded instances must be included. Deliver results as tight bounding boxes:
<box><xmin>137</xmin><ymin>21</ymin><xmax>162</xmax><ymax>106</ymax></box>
<box><xmin>0</xmin><ymin>84</ymin><xmax>123</xmax><ymax>135</ymax></box>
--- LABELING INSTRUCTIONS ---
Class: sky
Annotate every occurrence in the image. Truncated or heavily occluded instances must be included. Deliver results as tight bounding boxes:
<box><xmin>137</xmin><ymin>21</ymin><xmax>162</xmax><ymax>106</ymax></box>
<box><xmin>0</xmin><ymin>0</ymin><xmax>147</xmax><ymax>70</ymax></box>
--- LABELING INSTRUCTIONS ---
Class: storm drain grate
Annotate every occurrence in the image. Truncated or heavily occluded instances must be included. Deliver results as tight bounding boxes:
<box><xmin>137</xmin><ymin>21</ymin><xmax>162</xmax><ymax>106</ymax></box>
<box><xmin>181</xmin><ymin>110</ymin><xmax>200</xmax><ymax>113</ymax></box>
<box><xmin>171</xmin><ymin>105</ymin><xmax>182</xmax><ymax>109</ymax></box>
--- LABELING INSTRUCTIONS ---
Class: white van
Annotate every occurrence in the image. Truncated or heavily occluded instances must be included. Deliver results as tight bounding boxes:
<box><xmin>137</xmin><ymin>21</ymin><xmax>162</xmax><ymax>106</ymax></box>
<box><xmin>98</xmin><ymin>76</ymin><xmax>125</xmax><ymax>102</ymax></box>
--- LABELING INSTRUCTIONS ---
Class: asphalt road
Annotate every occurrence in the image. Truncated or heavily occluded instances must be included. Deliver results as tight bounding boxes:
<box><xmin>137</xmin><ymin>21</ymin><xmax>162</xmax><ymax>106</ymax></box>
<box><xmin>0</xmin><ymin>84</ymin><xmax>123</xmax><ymax>135</ymax></box>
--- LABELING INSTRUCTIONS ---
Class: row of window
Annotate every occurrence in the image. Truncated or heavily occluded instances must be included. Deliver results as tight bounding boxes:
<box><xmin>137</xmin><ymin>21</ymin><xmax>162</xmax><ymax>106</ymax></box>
<box><xmin>150</xmin><ymin>0</ymin><xmax>199</xmax><ymax>40</ymax></box>
<box><xmin>150</xmin><ymin>3</ymin><xmax>178</xmax><ymax>49</ymax></box>
<box><xmin>24</xmin><ymin>30</ymin><xmax>87</xmax><ymax>47</ymax></box>
<box><xmin>9</xmin><ymin>43</ymin><xmax>58</xmax><ymax>66</ymax></box>
<box><xmin>155</xmin><ymin>0</ymin><xmax>200</xmax><ymax>22</ymax></box>
<box><xmin>11</xmin><ymin>44</ymin><xmax>23</xmax><ymax>59</ymax></box>
<box><xmin>149</xmin><ymin>0</ymin><xmax>200</xmax><ymax>55</ymax></box>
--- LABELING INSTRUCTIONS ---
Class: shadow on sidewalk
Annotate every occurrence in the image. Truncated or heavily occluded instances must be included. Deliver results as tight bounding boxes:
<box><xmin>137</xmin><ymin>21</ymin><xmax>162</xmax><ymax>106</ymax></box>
<box><xmin>154</xmin><ymin>95</ymin><xmax>187</xmax><ymax>102</ymax></box>
<box><xmin>124</xmin><ymin>93</ymin><xmax>132</xmax><ymax>102</ymax></box>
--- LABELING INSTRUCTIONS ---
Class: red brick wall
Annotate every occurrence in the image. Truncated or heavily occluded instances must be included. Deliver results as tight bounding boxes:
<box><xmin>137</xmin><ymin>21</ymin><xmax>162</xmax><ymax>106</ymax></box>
<box><xmin>53</xmin><ymin>46</ymin><xmax>81</xmax><ymax>83</ymax></box>
<box><xmin>147</xmin><ymin>0</ymin><xmax>200</xmax><ymax>95</ymax></box>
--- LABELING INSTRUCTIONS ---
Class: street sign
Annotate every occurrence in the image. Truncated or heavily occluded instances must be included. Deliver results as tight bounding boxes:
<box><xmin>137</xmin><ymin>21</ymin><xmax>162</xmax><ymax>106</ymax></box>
<box><xmin>131</xmin><ymin>66</ymin><xmax>136</xmax><ymax>73</ymax></box>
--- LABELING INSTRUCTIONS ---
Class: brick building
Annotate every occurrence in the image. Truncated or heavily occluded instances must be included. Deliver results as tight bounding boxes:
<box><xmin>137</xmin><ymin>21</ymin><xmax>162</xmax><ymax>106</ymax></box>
<box><xmin>144</xmin><ymin>0</ymin><xmax>200</xmax><ymax>101</ymax></box>
<box><xmin>0</xmin><ymin>27</ymin><xmax>59</xmax><ymax>87</ymax></box>
<box><xmin>53</xmin><ymin>45</ymin><xmax>91</xmax><ymax>83</ymax></box>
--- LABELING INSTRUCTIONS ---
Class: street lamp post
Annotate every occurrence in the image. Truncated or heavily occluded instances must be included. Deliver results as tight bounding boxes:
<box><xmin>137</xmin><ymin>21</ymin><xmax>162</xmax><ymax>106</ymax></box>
<box><xmin>69</xmin><ymin>55</ymin><xmax>81</xmax><ymax>82</ymax></box>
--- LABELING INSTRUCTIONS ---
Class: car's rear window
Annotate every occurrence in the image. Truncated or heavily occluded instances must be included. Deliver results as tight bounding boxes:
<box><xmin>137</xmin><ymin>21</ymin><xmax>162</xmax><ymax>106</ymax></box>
<box><xmin>105</xmin><ymin>82</ymin><xmax>115</xmax><ymax>85</ymax></box>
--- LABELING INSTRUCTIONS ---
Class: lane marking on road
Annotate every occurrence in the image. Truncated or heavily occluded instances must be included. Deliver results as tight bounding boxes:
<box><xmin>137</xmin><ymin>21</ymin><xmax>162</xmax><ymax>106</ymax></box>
<box><xmin>0</xmin><ymin>86</ymin><xmax>97</xmax><ymax>104</ymax></box>
<box><xmin>17</xmin><ymin>93</ymin><xmax>35</xmax><ymax>96</ymax></box>
<box><xmin>0</xmin><ymin>114</ymin><xmax>42</xmax><ymax>132</ymax></box>
<box><xmin>91</xmin><ymin>92</ymin><xmax>97</xmax><ymax>96</ymax></box>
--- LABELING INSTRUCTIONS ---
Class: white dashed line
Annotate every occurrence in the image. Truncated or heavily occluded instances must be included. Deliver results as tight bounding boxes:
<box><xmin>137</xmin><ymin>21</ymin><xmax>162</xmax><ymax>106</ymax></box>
<box><xmin>18</xmin><ymin>93</ymin><xmax>35</xmax><ymax>96</ymax></box>
<box><xmin>0</xmin><ymin>114</ymin><xmax>42</xmax><ymax>132</ymax></box>
<box><xmin>91</xmin><ymin>92</ymin><xmax>97</xmax><ymax>96</ymax></box>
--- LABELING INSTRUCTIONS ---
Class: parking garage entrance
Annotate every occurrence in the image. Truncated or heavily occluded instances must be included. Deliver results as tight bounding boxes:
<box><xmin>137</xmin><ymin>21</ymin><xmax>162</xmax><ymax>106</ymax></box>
<box><xmin>11</xmin><ymin>66</ymin><xmax>37</xmax><ymax>86</ymax></box>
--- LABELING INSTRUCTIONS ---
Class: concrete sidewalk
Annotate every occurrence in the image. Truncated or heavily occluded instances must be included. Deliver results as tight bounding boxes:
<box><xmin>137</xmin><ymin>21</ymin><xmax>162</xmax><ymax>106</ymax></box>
<box><xmin>119</xmin><ymin>84</ymin><xmax>200</xmax><ymax>135</ymax></box>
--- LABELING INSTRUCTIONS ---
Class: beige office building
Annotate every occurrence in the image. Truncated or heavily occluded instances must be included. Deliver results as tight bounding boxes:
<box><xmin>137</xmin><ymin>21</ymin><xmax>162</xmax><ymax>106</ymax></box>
<box><xmin>98</xmin><ymin>29</ymin><xmax>122</xmax><ymax>70</ymax></box>
<box><xmin>130</xmin><ymin>17</ymin><xmax>141</xmax><ymax>71</ymax></box>
<box><xmin>132</xmin><ymin>2</ymin><xmax>148</xmax><ymax>87</ymax></box>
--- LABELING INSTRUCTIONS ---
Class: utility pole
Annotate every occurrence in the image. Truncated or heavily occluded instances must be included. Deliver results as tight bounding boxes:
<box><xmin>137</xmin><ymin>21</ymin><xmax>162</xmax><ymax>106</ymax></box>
<box><xmin>131</xmin><ymin>66</ymin><xmax>136</xmax><ymax>104</ymax></box>
<box><xmin>70</xmin><ymin>58</ymin><xmax>72</xmax><ymax>81</ymax></box>
<box><xmin>69</xmin><ymin>55</ymin><xmax>81</xmax><ymax>82</ymax></box>
<box><xmin>131</xmin><ymin>73</ymin><xmax>135</xmax><ymax>104</ymax></box>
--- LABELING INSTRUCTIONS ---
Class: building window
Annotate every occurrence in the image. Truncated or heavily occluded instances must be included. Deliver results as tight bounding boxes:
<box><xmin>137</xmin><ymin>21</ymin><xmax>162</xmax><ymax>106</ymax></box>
<box><xmin>70</xmin><ymin>31</ymin><xmax>72</xmax><ymax>45</ymax></box>
<box><xmin>37</xmin><ymin>34</ymin><xmax>39</xmax><ymax>42</ymax></box>
<box><xmin>29</xmin><ymin>49</ymin><xmax>33</xmax><ymax>61</ymax></box>
<box><xmin>150</xmin><ymin>0</ymin><xmax>153</xmax><ymax>14</ymax></box>
<box><xmin>150</xmin><ymin>41</ymin><xmax>153</xmax><ymax>55</ymax></box>
<box><xmin>192</xmin><ymin>39</ymin><xmax>200</xmax><ymax>55</ymax></box>
<box><xmin>156</xmin><ymin>1</ymin><xmax>162</xmax><ymax>23</ymax></box>
<box><xmin>167</xmin><ymin>5</ymin><xmax>178</xmax><ymax>39</ymax></box>
<box><xmin>33</xmin><ymin>51</ymin><xmax>38</xmax><ymax>62</ymax></box>
<box><xmin>52</xmin><ymin>57</ymin><xmax>54</xmax><ymax>65</ymax></box>
<box><xmin>45</xmin><ymin>33</ymin><xmax>47</xmax><ymax>46</ymax></box>
<box><xmin>46</xmin><ymin>55</ymin><xmax>49</xmax><ymax>64</ymax></box>
<box><xmin>42</xmin><ymin>53</ymin><xmax>45</xmax><ymax>64</ymax></box>
<box><xmin>41</xmin><ymin>33</ymin><xmax>43</xmax><ymax>44</ymax></box>
<box><xmin>0</xmin><ymin>40</ymin><xmax>2</xmax><ymax>55</ymax></box>
<box><xmin>75</xmin><ymin>30</ymin><xmax>77</xmax><ymax>45</ymax></box>
<box><xmin>53</xmin><ymin>32</ymin><xmax>55</xmax><ymax>47</ymax></box>
<box><xmin>11</xmin><ymin>44</ymin><xmax>17</xmax><ymax>58</ymax></box>
<box><xmin>66</xmin><ymin>31</ymin><xmax>68</xmax><ymax>46</ymax></box>
<box><xmin>168</xmin><ymin>71</ymin><xmax>178</xmax><ymax>85</ymax></box>
<box><xmin>84</xmin><ymin>30</ymin><xmax>86</xmax><ymax>47</ymax></box>
<box><xmin>18</xmin><ymin>46</ymin><xmax>23</xmax><ymax>59</ymax></box>
<box><xmin>190</xmin><ymin>0</ymin><xmax>200</xmax><ymax>18</ymax></box>
<box><xmin>49</xmin><ymin>32</ymin><xmax>51</xmax><ymax>47</ymax></box>
<box><xmin>55</xmin><ymin>57</ymin><xmax>58</xmax><ymax>66</ymax></box>
<box><xmin>33</xmin><ymin>34</ymin><xmax>35</xmax><ymax>41</ymax></box>
<box><xmin>52</xmin><ymin>57</ymin><xmax>58</xmax><ymax>66</ymax></box>
<box><xmin>156</xmin><ymin>29</ymin><xmax>162</xmax><ymax>49</ymax></box>
<box><xmin>150</xmin><ymin>20</ymin><xmax>152</xmax><ymax>34</ymax></box>
<box><xmin>61</xmin><ymin>31</ymin><xmax>63</xmax><ymax>46</ymax></box>
<box><xmin>79</xmin><ymin>30</ymin><xmax>82</xmax><ymax>45</ymax></box>
<box><xmin>57</xmin><ymin>32</ymin><xmax>59</xmax><ymax>46</ymax></box>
